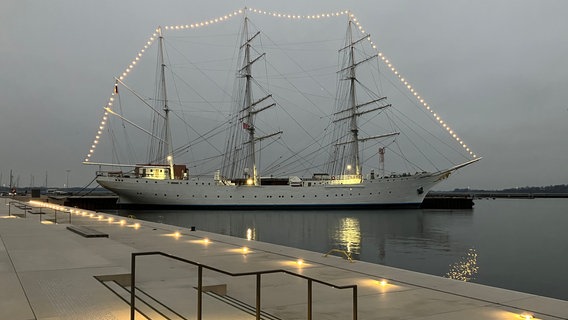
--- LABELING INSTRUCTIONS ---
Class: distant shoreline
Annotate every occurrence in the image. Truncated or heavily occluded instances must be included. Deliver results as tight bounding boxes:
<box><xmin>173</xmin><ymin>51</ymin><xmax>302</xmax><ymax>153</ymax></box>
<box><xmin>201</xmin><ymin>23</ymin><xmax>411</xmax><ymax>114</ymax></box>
<box><xmin>431</xmin><ymin>191</ymin><xmax>568</xmax><ymax>199</ymax></box>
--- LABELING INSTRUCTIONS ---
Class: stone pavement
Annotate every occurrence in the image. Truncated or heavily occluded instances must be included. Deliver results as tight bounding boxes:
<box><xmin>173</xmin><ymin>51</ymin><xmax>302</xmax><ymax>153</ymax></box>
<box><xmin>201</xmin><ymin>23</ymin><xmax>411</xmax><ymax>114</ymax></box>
<box><xmin>1</xmin><ymin>197</ymin><xmax>567</xmax><ymax>320</ymax></box>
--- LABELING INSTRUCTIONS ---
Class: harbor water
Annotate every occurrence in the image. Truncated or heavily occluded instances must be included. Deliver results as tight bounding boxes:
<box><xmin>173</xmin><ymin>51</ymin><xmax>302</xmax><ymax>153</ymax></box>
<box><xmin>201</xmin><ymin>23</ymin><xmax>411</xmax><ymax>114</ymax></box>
<box><xmin>114</xmin><ymin>198</ymin><xmax>568</xmax><ymax>301</ymax></box>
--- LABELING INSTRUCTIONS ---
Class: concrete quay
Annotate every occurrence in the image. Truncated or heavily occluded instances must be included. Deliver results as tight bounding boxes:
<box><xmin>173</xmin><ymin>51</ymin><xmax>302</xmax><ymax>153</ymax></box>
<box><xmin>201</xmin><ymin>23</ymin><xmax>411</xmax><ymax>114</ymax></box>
<box><xmin>1</xmin><ymin>198</ymin><xmax>567</xmax><ymax>320</ymax></box>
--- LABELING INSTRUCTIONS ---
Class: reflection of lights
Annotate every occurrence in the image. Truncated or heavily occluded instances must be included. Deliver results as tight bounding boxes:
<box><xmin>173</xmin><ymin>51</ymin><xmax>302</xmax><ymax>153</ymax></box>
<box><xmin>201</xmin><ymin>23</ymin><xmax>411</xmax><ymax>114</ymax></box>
<box><xmin>120</xmin><ymin>219</ymin><xmax>126</xmax><ymax>226</ymax></box>
<box><xmin>445</xmin><ymin>248</ymin><xmax>479</xmax><ymax>282</ymax></box>
<box><xmin>242</xmin><ymin>247</ymin><xmax>249</xmax><ymax>254</ymax></box>
<box><xmin>189</xmin><ymin>238</ymin><xmax>211</xmax><ymax>245</ymax></box>
<box><xmin>519</xmin><ymin>313</ymin><xmax>534</xmax><ymax>320</ymax></box>
<box><xmin>335</xmin><ymin>217</ymin><xmax>361</xmax><ymax>255</ymax></box>
<box><xmin>297</xmin><ymin>259</ymin><xmax>304</xmax><ymax>266</ymax></box>
<box><xmin>378</xmin><ymin>280</ymin><xmax>388</xmax><ymax>286</ymax></box>
<box><xmin>246</xmin><ymin>178</ymin><xmax>253</xmax><ymax>185</ymax></box>
<box><xmin>133</xmin><ymin>223</ymin><xmax>140</xmax><ymax>229</ymax></box>
<box><xmin>246</xmin><ymin>228</ymin><xmax>255</xmax><ymax>240</ymax></box>
<box><xmin>174</xmin><ymin>231</ymin><xmax>181</xmax><ymax>238</ymax></box>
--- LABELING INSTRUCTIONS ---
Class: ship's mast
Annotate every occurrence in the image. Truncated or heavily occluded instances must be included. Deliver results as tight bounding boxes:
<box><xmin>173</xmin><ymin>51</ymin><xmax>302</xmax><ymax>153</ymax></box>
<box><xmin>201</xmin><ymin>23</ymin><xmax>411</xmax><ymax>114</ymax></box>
<box><xmin>242</xmin><ymin>17</ymin><xmax>258</xmax><ymax>185</ymax></box>
<box><xmin>157</xmin><ymin>27</ymin><xmax>174</xmax><ymax>179</ymax></box>
<box><xmin>220</xmin><ymin>16</ymin><xmax>281</xmax><ymax>185</ymax></box>
<box><xmin>327</xmin><ymin>17</ymin><xmax>398</xmax><ymax>182</ymax></box>
<box><xmin>347</xmin><ymin>21</ymin><xmax>361</xmax><ymax>177</ymax></box>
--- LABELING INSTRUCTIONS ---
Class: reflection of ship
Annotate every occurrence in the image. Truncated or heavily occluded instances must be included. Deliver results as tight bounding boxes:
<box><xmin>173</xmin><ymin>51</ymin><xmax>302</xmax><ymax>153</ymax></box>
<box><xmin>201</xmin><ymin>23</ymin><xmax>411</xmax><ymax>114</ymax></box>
<box><xmin>92</xmin><ymin>13</ymin><xmax>479</xmax><ymax>208</ymax></box>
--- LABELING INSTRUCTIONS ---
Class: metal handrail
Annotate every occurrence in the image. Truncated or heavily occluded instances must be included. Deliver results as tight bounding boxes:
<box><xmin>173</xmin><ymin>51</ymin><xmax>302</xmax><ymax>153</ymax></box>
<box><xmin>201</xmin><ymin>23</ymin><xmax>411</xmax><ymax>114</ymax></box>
<box><xmin>7</xmin><ymin>200</ymin><xmax>30</xmax><ymax>218</ymax></box>
<box><xmin>8</xmin><ymin>200</ymin><xmax>72</xmax><ymax>224</ymax></box>
<box><xmin>131</xmin><ymin>251</ymin><xmax>358</xmax><ymax>320</ymax></box>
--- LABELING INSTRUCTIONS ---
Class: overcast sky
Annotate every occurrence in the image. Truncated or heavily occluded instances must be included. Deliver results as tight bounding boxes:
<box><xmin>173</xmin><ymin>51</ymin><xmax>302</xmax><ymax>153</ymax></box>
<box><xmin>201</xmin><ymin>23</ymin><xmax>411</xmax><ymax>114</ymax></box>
<box><xmin>1</xmin><ymin>0</ymin><xmax>567</xmax><ymax>190</ymax></box>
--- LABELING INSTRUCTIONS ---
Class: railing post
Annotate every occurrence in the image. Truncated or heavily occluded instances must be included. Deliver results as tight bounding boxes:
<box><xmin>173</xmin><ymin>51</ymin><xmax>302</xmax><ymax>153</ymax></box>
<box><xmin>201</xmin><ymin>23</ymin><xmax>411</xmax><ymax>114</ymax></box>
<box><xmin>198</xmin><ymin>265</ymin><xmax>202</xmax><ymax>320</ymax></box>
<box><xmin>256</xmin><ymin>274</ymin><xmax>261</xmax><ymax>320</ymax></box>
<box><xmin>8</xmin><ymin>202</ymin><xmax>11</xmax><ymax>216</ymax></box>
<box><xmin>352</xmin><ymin>286</ymin><xmax>358</xmax><ymax>320</ymax></box>
<box><xmin>130</xmin><ymin>253</ymin><xmax>136</xmax><ymax>320</ymax></box>
<box><xmin>307</xmin><ymin>279</ymin><xmax>313</xmax><ymax>320</ymax></box>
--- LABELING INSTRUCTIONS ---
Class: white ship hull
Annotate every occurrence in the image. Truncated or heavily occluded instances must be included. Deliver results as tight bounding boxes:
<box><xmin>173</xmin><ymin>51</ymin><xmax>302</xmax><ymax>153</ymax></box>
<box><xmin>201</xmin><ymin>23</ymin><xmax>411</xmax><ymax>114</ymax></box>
<box><xmin>97</xmin><ymin>172</ymin><xmax>448</xmax><ymax>209</ymax></box>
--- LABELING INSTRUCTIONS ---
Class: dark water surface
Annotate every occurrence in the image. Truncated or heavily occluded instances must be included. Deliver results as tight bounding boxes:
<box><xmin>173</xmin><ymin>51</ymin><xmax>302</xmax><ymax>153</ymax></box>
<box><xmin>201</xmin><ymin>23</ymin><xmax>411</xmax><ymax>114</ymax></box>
<box><xmin>114</xmin><ymin>198</ymin><xmax>568</xmax><ymax>300</ymax></box>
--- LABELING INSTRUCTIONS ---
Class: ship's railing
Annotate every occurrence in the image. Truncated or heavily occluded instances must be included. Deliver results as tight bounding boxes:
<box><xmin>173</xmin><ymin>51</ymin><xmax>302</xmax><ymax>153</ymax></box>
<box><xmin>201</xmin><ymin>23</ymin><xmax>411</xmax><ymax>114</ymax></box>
<box><xmin>96</xmin><ymin>170</ymin><xmax>123</xmax><ymax>177</ymax></box>
<box><xmin>131</xmin><ymin>251</ymin><xmax>358</xmax><ymax>320</ymax></box>
<box><xmin>96</xmin><ymin>170</ymin><xmax>138</xmax><ymax>178</ymax></box>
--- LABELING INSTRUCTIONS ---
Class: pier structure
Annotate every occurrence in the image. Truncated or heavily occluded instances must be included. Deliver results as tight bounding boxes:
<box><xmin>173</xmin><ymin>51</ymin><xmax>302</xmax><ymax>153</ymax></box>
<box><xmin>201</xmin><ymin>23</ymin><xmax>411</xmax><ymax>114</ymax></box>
<box><xmin>1</xmin><ymin>197</ymin><xmax>567</xmax><ymax>319</ymax></box>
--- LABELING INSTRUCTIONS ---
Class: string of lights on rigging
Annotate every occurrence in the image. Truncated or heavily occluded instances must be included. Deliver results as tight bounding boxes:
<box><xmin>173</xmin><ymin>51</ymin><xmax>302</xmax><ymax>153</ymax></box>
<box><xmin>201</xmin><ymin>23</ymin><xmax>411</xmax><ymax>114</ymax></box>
<box><xmin>83</xmin><ymin>7</ymin><xmax>477</xmax><ymax>163</ymax></box>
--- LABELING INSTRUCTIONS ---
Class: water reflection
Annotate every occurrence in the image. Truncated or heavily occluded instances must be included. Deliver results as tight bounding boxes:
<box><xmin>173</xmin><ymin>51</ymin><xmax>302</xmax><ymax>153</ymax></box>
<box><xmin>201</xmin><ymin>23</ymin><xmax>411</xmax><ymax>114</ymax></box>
<box><xmin>246</xmin><ymin>227</ymin><xmax>255</xmax><ymax>241</ymax></box>
<box><xmin>117</xmin><ymin>209</ymin><xmax>473</xmax><ymax>274</ymax></box>
<box><xmin>332</xmin><ymin>217</ymin><xmax>361</xmax><ymax>256</ymax></box>
<box><xmin>445</xmin><ymin>248</ymin><xmax>479</xmax><ymax>281</ymax></box>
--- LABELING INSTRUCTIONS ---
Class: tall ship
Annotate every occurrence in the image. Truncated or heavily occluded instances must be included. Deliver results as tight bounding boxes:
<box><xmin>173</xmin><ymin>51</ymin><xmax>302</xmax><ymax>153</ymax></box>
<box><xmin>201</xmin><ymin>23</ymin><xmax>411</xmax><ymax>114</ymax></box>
<box><xmin>88</xmin><ymin>10</ymin><xmax>480</xmax><ymax>209</ymax></box>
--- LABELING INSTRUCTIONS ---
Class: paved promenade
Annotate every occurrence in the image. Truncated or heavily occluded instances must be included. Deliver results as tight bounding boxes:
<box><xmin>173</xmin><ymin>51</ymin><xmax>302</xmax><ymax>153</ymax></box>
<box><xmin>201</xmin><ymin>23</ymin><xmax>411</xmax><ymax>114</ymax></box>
<box><xmin>1</xmin><ymin>197</ymin><xmax>567</xmax><ymax>320</ymax></box>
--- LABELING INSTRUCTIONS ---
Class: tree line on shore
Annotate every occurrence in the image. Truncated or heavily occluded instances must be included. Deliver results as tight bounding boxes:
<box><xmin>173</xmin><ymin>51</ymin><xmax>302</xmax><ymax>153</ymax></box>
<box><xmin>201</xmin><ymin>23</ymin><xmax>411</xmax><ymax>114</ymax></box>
<box><xmin>454</xmin><ymin>184</ymin><xmax>568</xmax><ymax>194</ymax></box>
